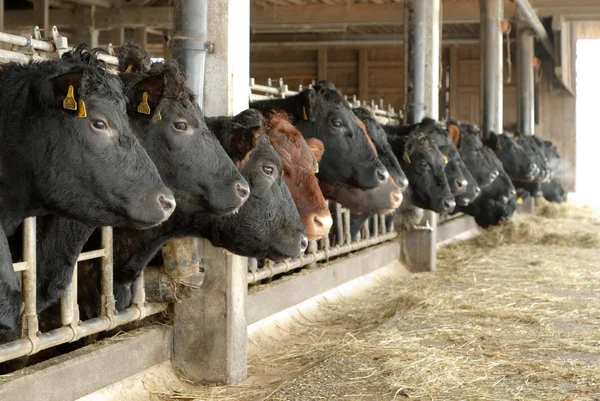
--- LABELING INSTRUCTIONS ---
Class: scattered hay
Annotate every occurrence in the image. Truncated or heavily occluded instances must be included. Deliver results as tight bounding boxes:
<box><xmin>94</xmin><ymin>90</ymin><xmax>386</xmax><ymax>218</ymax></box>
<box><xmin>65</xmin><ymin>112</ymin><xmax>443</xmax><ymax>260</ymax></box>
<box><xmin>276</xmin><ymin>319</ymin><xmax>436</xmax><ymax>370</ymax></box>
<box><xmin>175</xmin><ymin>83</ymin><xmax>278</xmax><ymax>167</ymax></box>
<box><xmin>159</xmin><ymin>202</ymin><xmax>600</xmax><ymax>401</ymax></box>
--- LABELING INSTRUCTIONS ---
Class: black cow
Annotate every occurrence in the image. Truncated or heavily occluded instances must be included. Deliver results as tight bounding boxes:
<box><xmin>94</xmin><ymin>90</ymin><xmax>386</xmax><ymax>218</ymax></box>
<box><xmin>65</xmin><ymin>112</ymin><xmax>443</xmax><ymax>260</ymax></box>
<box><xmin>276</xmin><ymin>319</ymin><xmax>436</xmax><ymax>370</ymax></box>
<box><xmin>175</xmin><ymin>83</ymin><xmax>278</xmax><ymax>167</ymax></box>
<box><xmin>386</xmin><ymin>122</ymin><xmax>455</xmax><ymax>219</ymax></box>
<box><xmin>385</xmin><ymin>119</ymin><xmax>480</xmax><ymax>209</ymax></box>
<box><xmin>539</xmin><ymin>139</ymin><xmax>567</xmax><ymax>203</ymax></box>
<box><xmin>13</xmin><ymin>45</ymin><xmax>250</xmax><ymax>318</ymax></box>
<box><xmin>250</xmin><ymin>80</ymin><xmax>389</xmax><ymax>203</ymax></box>
<box><xmin>0</xmin><ymin>45</ymin><xmax>173</xmax><ymax>330</ymax></box>
<box><xmin>511</xmin><ymin>132</ymin><xmax>551</xmax><ymax>197</ymax></box>
<box><xmin>446</xmin><ymin>121</ymin><xmax>499</xmax><ymax>188</ymax></box>
<box><xmin>482</xmin><ymin>131</ymin><xmax>538</xmax><ymax>180</ymax></box>
<box><xmin>458</xmin><ymin>146</ymin><xmax>519</xmax><ymax>228</ymax></box>
<box><xmin>345</xmin><ymin>107</ymin><xmax>408</xmax><ymax>238</ymax></box>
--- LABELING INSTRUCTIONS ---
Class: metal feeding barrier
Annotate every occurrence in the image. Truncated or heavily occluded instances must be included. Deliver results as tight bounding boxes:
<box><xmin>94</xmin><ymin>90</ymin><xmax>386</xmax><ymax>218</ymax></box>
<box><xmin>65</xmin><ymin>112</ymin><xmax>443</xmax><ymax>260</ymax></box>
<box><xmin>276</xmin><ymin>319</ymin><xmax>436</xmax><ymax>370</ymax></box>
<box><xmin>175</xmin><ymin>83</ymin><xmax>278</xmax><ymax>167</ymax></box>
<box><xmin>247</xmin><ymin>78</ymin><xmax>402</xmax><ymax>284</ymax></box>
<box><xmin>0</xmin><ymin>27</ymin><xmax>167</xmax><ymax>365</ymax></box>
<box><xmin>249</xmin><ymin>77</ymin><xmax>403</xmax><ymax>126</ymax></box>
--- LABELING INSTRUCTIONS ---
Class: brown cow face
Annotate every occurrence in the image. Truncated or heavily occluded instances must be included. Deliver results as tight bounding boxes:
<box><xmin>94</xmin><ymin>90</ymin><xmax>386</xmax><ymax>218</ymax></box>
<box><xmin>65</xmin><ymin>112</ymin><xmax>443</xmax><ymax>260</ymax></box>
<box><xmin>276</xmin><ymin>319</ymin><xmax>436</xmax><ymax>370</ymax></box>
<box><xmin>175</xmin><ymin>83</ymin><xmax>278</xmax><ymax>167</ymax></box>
<box><xmin>265</xmin><ymin>113</ymin><xmax>332</xmax><ymax>241</ymax></box>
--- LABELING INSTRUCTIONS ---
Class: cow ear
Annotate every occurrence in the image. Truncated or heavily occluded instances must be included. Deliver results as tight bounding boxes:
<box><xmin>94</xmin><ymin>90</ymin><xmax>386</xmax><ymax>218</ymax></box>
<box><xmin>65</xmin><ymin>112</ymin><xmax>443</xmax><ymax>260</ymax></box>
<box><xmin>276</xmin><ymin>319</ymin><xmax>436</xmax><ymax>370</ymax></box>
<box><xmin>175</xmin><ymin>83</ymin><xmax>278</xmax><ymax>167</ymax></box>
<box><xmin>232</xmin><ymin>108</ymin><xmax>264</xmax><ymax>132</ymax></box>
<box><xmin>232</xmin><ymin>125</ymin><xmax>262</xmax><ymax>159</ymax></box>
<box><xmin>448</xmin><ymin>124</ymin><xmax>461</xmax><ymax>147</ymax></box>
<box><xmin>130</xmin><ymin>72</ymin><xmax>166</xmax><ymax>116</ymax></box>
<box><xmin>306</xmin><ymin>138</ymin><xmax>324</xmax><ymax>162</ymax></box>
<box><xmin>296</xmin><ymin>88</ymin><xmax>316</xmax><ymax>122</ymax></box>
<box><xmin>52</xmin><ymin>70</ymin><xmax>84</xmax><ymax>111</ymax></box>
<box><xmin>118</xmin><ymin>42</ymin><xmax>152</xmax><ymax>73</ymax></box>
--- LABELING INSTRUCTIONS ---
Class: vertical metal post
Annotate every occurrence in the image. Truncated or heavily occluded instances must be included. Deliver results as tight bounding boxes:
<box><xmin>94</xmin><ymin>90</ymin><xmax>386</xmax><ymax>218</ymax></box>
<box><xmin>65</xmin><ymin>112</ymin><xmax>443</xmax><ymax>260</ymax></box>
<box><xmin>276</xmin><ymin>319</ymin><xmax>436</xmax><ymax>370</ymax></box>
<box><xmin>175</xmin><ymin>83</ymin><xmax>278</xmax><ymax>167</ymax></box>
<box><xmin>172</xmin><ymin>0</ymin><xmax>250</xmax><ymax>386</ymax></box>
<box><xmin>34</xmin><ymin>0</ymin><xmax>49</xmax><ymax>33</ymax></box>
<box><xmin>172</xmin><ymin>0</ymin><xmax>208</xmax><ymax>110</ymax></box>
<box><xmin>21</xmin><ymin>217</ymin><xmax>39</xmax><ymax>352</ymax></box>
<box><xmin>0</xmin><ymin>0</ymin><xmax>4</xmax><ymax>32</ymax></box>
<box><xmin>404</xmin><ymin>0</ymin><xmax>440</xmax><ymax>122</ymax></box>
<box><xmin>402</xmin><ymin>0</ymin><xmax>441</xmax><ymax>272</ymax></box>
<box><xmin>480</xmin><ymin>0</ymin><xmax>504</xmax><ymax>135</ymax></box>
<box><xmin>517</xmin><ymin>22</ymin><xmax>535</xmax><ymax>136</ymax></box>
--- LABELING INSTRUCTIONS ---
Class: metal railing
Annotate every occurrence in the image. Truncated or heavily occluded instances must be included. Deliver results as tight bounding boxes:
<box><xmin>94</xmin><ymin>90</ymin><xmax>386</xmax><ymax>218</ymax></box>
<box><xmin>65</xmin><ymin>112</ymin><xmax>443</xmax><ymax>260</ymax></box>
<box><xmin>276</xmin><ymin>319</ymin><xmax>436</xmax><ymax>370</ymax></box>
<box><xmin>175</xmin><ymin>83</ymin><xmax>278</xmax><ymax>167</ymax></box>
<box><xmin>248</xmin><ymin>79</ymin><xmax>401</xmax><ymax>284</ymax></box>
<box><xmin>0</xmin><ymin>27</ymin><xmax>167</xmax><ymax>365</ymax></box>
<box><xmin>249</xmin><ymin>77</ymin><xmax>403</xmax><ymax>126</ymax></box>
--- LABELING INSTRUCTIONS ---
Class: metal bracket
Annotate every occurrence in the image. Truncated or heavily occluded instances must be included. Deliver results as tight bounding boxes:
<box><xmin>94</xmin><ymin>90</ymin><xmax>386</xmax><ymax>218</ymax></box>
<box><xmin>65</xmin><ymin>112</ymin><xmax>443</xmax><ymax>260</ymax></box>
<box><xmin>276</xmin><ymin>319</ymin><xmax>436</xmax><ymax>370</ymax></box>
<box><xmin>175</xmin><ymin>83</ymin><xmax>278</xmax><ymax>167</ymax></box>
<box><xmin>51</xmin><ymin>26</ymin><xmax>70</xmax><ymax>57</ymax></box>
<box><xmin>171</xmin><ymin>36</ymin><xmax>216</xmax><ymax>54</ymax></box>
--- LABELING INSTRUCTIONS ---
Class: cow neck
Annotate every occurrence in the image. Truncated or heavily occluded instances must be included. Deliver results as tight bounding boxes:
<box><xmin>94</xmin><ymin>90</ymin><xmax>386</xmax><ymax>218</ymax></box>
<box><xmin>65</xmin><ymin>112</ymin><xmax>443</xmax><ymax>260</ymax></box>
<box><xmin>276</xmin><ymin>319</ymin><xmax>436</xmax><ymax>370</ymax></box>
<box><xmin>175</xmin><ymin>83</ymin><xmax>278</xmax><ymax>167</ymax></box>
<box><xmin>112</xmin><ymin>208</ymin><xmax>213</xmax><ymax>284</ymax></box>
<box><xmin>35</xmin><ymin>216</ymin><xmax>96</xmax><ymax>313</ymax></box>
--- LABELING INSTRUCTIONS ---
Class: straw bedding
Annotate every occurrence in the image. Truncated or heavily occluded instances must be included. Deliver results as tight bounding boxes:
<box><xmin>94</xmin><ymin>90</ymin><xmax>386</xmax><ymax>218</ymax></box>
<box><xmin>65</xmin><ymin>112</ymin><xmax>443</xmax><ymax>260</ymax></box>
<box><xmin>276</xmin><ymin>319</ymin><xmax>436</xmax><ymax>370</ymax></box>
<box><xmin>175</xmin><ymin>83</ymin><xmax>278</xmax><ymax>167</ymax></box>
<box><xmin>158</xmin><ymin>199</ymin><xmax>600</xmax><ymax>401</ymax></box>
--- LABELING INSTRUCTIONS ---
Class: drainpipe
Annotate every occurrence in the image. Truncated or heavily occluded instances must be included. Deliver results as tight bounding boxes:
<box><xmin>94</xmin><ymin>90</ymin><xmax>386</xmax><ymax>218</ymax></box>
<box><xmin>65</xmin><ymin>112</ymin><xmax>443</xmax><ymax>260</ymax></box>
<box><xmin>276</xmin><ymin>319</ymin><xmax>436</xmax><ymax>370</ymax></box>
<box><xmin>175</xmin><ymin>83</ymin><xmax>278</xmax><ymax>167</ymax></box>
<box><xmin>517</xmin><ymin>22</ymin><xmax>535</xmax><ymax>136</ymax></box>
<box><xmin>480</xmin><ymin>0</ymin><xmax>504</xmax><ymax>136</ymax></box>
<box><xmin>172</xmin><ymin>0</ymin><xmax>209</xmax><ymax>109</ymax></box>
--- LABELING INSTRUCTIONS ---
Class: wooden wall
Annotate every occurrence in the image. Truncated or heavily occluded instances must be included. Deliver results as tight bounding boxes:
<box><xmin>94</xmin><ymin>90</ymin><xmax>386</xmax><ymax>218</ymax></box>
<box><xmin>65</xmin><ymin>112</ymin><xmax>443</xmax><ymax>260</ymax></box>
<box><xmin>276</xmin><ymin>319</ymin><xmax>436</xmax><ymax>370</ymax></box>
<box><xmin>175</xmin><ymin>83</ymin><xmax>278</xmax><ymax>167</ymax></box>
<box><xmin>250</xmin><ymin>43</ymin><xmax>577</xmax><ymax>191</ymax></box>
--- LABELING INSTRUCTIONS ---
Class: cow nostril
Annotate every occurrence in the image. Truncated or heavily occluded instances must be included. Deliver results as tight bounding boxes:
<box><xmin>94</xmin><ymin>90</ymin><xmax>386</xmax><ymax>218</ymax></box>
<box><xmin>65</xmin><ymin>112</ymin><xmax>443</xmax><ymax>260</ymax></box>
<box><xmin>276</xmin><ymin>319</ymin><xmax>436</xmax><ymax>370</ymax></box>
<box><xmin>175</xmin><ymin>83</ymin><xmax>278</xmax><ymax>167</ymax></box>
<box><xmin>312</xmin><ymin>214</ymin><xmax>333</xmax><ymax>230</ymax></box>
<box><xmin>376</xmin><ymin>169</ymin><xmax>389</xmax><ymax>183</ymax></box>
<box><xmin>501</xmin><ymin>196</ymin><xmax>509</xmax><ymax>204</ymax></box>
<box><xmin>529</xmin><ymin>163</ymin><xmax>538</xmax><ymax>173</ymax></box>
<box><xmin>509</xmin><ymin>189</ymin><xmax>516</xmax><ymax>197</ymax></box>
<box><xmin>475</xmin><ymin>186</ymin><xmax>481</xmax><ymax>195</ymax></box>
<box><xmin>443</xmin><ymin>198</ymin><xmax>456</xmax><ymax>212</ymax></box>
<box><xmin>300</xmin><ymin>234</ymin><xmax>308</xmax><ymax>253</ymax></box>
<box><xmin>235</xmin><ymin>182</ymin><xmax>250</xmax><ymax>200</ymax></box>
<box><xmin>158</xmin><ymin>194</ymin><xmax>176</xmax><ymax>213</ymax></box>
<box><xmin>400</xmin><ymin>178</ymin><xmax>409</xmax><ymax>191</ymax></box>
<box><xmin>492</xmin><ymin>170</ymin><xmax>499</xmax><ymax>178</ymax></box>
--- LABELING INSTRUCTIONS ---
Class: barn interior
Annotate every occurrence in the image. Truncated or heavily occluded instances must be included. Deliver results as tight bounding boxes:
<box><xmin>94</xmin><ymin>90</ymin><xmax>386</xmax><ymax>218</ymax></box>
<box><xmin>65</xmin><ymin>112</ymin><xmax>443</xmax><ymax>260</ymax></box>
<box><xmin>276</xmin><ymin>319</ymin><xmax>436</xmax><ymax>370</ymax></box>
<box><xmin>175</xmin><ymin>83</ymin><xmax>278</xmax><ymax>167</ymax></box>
<box><xmin>0</xmin><ymin>0</ymin><xmax>599</xmax><ymax>400</ymax></box>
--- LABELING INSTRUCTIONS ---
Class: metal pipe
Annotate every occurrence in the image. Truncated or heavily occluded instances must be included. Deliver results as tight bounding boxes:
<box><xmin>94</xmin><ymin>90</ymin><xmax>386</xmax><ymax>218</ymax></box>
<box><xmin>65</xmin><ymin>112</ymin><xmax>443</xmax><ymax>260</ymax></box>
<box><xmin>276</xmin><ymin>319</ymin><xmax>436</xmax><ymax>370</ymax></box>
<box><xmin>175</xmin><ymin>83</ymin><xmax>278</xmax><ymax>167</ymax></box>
<box><xmin>404</xmin><ymin>0</ymin><xmax>441</xmax><ymax>123</ymax></box>
<box><xmin>0</xmin><ymin>302</ymin><xmax>167</xmax><ymax>363</ymax></box>
<box><xmin>99</xmin><ymin>227</ymin><xmax>115</xmax><ymax>321</ymax></box>
<box><xmin>517</xmin><ymin>24</ymin><xmax>535</xmax><ymax>136</ymax></box>
<box><xmin>0</xmin><ymin>31</ymin><xmax>55</xmax><ymax>52</ymax></box>
<box><xmin>247</xmin><ymin>231</ymin><xmax>398</xmax><ymax>284</ymax></box>
<box><xmin>21</xmin><ymin>217</ymin><xmax>38</xmax><ymax>339</ymax></box>
<box><xmin>513</xmin><ymin>0</ymin><xmax>554</xmax><ymax>59</ymax></box>
<box><xmin>480</xmin><ymin>0</ymin><xmax>504</xmax><ymax>135</ymax></box>
<box><xmin>335</xmin><ymin>203</ymin><xmax>344</xmax><ymax>245</ymax></box>
<box><xmin>250</xmin><ymin>38</ymin><xmax>479</xmax><ymax>50</ymax></box>
<box><xmin>172</xmin><ymin>0</ymin><xmax>208</xmax><ymax>109</ymax></box>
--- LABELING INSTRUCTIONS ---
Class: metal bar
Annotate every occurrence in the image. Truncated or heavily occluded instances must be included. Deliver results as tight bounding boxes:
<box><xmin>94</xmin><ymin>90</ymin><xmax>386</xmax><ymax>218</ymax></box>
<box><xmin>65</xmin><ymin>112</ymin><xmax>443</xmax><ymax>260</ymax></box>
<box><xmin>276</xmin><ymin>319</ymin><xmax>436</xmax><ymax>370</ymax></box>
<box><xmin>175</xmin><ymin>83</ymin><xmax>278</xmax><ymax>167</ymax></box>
<box><xmin>60</xmin><ymin>264</ymin><xmax>75</xmax><ymax>326</ymax></box>
<box><xmin>0</xmin><ymin>49</ymin><xmax>33</xmax><ymax>63</ymax></box>
<box><xmin>250</xmin><ymin>38</ymin><xmax>479</xmax><ymax>49</ymax></box>
<box><xmin>335</xmin><ymin>203</ymin><xmax>344</xmax><ymax>245</ymax></box>
<box><xmin>513</xmin><ymin>0</ymin><xmax>554</xmax><ymax>59</ymax></box>
<box><xmin>0</xmin><ymin>302</ymin><xmax>167</xmax><ymax>364</ymax></box>
<box><xmin>172</xmin><ymin>0</ymin><xmax>208</xmax><ymax>109</ymax></box>
<box><xmin>343</xmin><ymin>209</ymin><xmax>351</xmax><ymax>245</ymax></box>
<box><xmin>99</xmin><ymin>227</ymin><xmax>115</xmax><ymax>324</ymax></box>
<box><xmin>480</xmin><ymin>0</ymin><xmax>504</xmax><ymax>135</ymax></box>
<box><xmin>372</xmin><ymin>214</ymin><xmax>379</xmax><ymax>238</ymax></box>
<box><xmin>517</xmin><ymin>22</ymin><xmax>535</xmax><ymax>136</ymax></box>
<box><xmin>0</xmin><ymin>31</ymin><xmax>55</xmax><ymax>52</ymax></box>
<box><xmin>247</xmin><ymin>232</ymin><xmax>398</xmax><ymax>284</ymax></box>
<box><xmin>76</xmin><ymin>249</ymin><xmax>106</xmax><ymax>262</ymax></box>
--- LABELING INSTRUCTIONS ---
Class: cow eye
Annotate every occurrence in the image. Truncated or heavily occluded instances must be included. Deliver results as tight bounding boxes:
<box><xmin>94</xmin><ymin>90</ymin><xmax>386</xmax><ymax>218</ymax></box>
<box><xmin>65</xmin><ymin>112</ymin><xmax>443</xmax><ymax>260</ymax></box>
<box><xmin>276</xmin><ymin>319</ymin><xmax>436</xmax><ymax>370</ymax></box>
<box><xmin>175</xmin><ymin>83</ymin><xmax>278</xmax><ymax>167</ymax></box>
<box><xmin>90</xmin><ymin>119</ymin><xmax>109</xmax><ymax>133</ymax></box>
<box><xmin>262</xmin><ymin>165</ymin><xmax>275</xmax><ymax>176</ymax></box>
<box><xmin>173</xmin><ymin>120</ymin><xmax>189</xmax><ymax>131</ymax></box>
<box><xmin>331</xmin><ymin>119</ymin><xmax>342</xmax><ymax>129</ymax></box>
<box><xmin>419</xmin><ymin>161</ymin><xmax>428</xmax><ymax>168</ymax></box>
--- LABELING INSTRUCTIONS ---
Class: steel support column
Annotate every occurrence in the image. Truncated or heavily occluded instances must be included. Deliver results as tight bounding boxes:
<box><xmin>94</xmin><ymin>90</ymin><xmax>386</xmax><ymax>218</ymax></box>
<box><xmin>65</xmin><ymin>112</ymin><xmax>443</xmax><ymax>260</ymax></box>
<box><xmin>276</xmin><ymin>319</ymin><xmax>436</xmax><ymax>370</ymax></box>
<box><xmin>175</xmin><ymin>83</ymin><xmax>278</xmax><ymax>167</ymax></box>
<box><xmin>172</xmin><ymin>0</ymin><xmax>208</xmax><ymax>108</ymax></box>
<box><xmin>517</xmin><ymin>24</ymin><xmax>535</xmax><ymax>136</ymax></box>
<box><xmin>402</xmin><ymin>0</ymin><xmax>441</xmax><ymax>272</ymax></box>
<box><xmin>171</xmin><ymin>0</ymin><xmax>250</xmax><ymax>386</ymax></box>
<box><xmin>480</xmin><ymin>0</ymin><xmax>504</xmax><ymax>135</ymax></box>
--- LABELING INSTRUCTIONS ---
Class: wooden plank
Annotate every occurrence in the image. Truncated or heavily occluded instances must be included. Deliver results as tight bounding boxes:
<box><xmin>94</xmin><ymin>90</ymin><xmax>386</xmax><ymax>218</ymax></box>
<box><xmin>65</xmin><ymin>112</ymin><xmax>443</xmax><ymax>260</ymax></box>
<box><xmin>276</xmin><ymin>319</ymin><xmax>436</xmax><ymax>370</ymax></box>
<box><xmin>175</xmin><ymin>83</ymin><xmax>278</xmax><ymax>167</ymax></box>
<box><xmin>0</xmin><ymin>325</ymin><xmax>172</xmax><ymax>401</ymax></box>
<box><xmin>317</xmin><ymin>48</ymin><xmax>328</xmax><ymax>80</ymax></box>
<box><xmin>247</xmin><ymin>241</ymin><xmax>400</xmax><ymax>325</ymax></box>
<box><xmin>133</xmin><ymin>27</ymin><xmax>147</xmax><ymax>49</ymax></box>
<box><xmin>110</xmin><ymin>27</ymin><xmax>124</xmax><ymax>47</ymax></box>
<box><xmin>358</xmin><ymin>49</ymin><xmax>368</xmax><ymax>100</ymax></box>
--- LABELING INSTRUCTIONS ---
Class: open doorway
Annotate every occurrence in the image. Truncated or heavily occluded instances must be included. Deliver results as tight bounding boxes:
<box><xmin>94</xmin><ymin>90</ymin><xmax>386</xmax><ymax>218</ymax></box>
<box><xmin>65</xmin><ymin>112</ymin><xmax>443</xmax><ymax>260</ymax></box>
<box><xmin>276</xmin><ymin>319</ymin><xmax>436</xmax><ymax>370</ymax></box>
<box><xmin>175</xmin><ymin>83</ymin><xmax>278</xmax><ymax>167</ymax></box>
<box><xmin>575</xmin><ymin>39</ymin><xmax>600</xmax><ymax>206</ymax></box>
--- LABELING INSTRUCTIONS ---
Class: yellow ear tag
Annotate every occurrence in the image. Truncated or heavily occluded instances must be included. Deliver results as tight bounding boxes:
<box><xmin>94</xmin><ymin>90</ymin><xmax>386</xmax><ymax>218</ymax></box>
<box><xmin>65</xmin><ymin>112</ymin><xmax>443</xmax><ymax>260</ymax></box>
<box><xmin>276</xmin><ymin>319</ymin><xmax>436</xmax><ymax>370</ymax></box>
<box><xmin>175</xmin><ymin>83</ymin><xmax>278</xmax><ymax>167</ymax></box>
<box><xmin>315</xmin><ymin>163</ymin><xmax>319</xmax><ymax>174</ymax></box>
<box><xmin>514</xmin><ymin>136</ymin><xmax>519</xmax><ymax>142</ymax></box>
<box><xmin>125</xmin><ymin>64</ymin><xmax>133</xmax><ymax>73</ymax></box>
<box><xmin>77</xmin><ymin>99</ymin><xmax>87</xmax><ymax>118</ymax></box>
<box><xmin>405</xmin><ymin>154</ymin><xmax>411</xmax><ymax>164</ymax></box>
<box><xmin>63</xmin><ymin>85</ymin><xmax>77</xmax><ymax>111</ymax></box>
<box><xmin>137</xmin><ymin>92</ymin><xmax>151</xmax><ymax>115</ymax></box>
<box><xmin>302</xmin><ymin>106</ymin><xmax>308</xmax><ymax>121</ymax></box>
<box><xmin>157</xmin><ymin>111</ymin><xmax>162</xmax><ymax>121</ymax></box>
<box><xmin>496</xmin><ymin>144</ymin><xmax>502</xmax><ymax>150</ymax></box>
<box><xmin>516</xmin><ymin>197</ymin><xmax>524</xmax><ymax>205</ymax></box>
<box><xmin>443</xmin><ymin>155</ymin><xmax>448</xmax><ymax>164</ymax></box>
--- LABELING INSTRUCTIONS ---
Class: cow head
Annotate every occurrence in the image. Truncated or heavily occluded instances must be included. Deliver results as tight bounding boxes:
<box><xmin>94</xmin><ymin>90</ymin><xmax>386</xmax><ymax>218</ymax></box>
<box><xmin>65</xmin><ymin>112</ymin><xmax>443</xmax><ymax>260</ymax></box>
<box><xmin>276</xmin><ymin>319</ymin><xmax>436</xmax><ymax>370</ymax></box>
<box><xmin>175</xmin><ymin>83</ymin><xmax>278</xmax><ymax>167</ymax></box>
<box><xmin>265</xmin><ymin>113</ymin><xmax>332</xmax><ymax>241</ymax></box>
<box><xmin>118</xmin><ymin>45</ymin><xmax>249</xmax><ymax>216</ymax></box>
<box><xmin>483</xmin><ymin>131</ymin><xmax>538</xmax><ymax>180</ymax></box>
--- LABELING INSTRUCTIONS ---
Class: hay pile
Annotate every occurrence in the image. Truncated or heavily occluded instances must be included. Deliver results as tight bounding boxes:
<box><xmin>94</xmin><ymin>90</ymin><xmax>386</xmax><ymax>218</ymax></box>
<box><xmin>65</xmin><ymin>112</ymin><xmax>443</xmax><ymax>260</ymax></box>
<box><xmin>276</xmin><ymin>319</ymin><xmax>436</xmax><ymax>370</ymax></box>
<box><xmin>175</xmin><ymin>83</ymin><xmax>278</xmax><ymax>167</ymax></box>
<box><xmin>159</xmin><ymin>201</ymin><xmax>600</xmax><ymax>401</ymax></box>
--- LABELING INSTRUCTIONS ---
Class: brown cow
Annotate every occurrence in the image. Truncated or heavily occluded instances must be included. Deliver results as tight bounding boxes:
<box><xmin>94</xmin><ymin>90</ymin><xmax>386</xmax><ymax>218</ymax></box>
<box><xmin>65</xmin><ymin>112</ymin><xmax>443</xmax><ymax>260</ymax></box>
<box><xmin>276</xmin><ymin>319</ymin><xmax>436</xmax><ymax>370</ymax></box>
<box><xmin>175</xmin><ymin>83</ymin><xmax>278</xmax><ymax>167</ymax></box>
<box><xmin>265</xmin><ymin>113</ymin><xmax>333</xmax><ymax>240</ymax></box>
